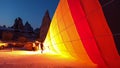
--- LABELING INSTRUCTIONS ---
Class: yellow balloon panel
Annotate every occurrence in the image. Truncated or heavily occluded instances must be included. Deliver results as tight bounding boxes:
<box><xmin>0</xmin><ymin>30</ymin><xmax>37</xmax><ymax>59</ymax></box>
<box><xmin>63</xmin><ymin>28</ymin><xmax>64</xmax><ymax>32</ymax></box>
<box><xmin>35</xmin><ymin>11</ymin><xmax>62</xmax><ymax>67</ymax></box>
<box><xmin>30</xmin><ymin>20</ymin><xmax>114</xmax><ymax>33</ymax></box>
<box><xmin>44</xmin><ymin>0</ymin><xmax>120</xmax><ymax>67</ymax></box>
<box><xmin>44</xmin><ymin>0</ymin><xmax>95</xmax><ymax>66</ymax></box>
<box><xmin>54</xmin><ymin>33</ymin><xmax>62</xmax><ymax>44</ymax></box>
<box><xmin>63</xmin><ymin>42</ymin><xmax>78</xmax><ymax>58</ymax></box>
<box><xmin>44</xmin><ymin>31</ymin><xmax>57</xmax><ymax>54</ymax></box>
<box><xmin>49</xmin><ymin>13</ymin><xmax>58</xmax><ymax>29</ymax></box>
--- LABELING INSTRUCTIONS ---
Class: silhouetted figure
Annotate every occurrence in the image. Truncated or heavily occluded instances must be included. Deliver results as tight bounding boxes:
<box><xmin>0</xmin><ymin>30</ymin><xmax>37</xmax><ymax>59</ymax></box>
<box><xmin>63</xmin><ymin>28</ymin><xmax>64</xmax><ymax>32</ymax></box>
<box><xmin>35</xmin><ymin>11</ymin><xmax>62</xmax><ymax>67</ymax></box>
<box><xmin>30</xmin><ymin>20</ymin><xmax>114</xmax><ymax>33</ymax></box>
<box><xmin>40</xmin><ymin>43</ymin><xmax>44</xmax><ymax>53</ymax></box>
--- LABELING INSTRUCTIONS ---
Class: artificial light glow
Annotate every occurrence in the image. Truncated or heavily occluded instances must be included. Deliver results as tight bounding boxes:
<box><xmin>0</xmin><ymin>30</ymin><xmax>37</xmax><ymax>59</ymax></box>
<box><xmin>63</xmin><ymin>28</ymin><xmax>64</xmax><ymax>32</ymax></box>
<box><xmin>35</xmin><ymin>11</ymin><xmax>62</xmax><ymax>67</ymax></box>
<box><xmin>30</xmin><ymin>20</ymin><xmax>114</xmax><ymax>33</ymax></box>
<box><xmin>10</xmin><ymin>51</ymin><xmax>41</xmax><ymax>55</ymax></box>
<box><xmin>44</xmin><ymin>0</ymin><xmax>95</xmax><ymax>66</ymax></box>
<box><xmin>44</xmin><ymin>0</ymin><xmax>120</xmax><ymax>68</ymax></box>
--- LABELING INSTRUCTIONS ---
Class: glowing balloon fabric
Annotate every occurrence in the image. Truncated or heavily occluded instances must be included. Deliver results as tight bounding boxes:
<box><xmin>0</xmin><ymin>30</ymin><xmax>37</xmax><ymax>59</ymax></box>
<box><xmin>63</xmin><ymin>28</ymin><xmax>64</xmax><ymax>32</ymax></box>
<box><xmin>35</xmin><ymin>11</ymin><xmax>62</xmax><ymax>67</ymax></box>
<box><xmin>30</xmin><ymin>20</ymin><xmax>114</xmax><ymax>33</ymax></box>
<box><xmin>44</xmin><ymin>0</ymin><xmax>120</xmax><ymax>68</ymax></box>
<box><xmin>78</xmin><ymin>0</ymin><xmax>120</xmax><ymax>67</ymax></box>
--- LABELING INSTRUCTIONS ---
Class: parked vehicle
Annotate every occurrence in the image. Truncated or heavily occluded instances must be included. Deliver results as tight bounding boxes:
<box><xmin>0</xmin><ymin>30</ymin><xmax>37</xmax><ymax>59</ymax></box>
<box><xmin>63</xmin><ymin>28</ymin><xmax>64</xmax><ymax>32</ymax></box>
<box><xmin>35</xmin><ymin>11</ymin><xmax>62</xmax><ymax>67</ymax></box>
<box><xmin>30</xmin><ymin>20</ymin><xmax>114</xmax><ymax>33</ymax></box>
<box><xmin>0</xmin><ymin>41</ymin><xmax>8</xmax><ymax>49</ymax></box>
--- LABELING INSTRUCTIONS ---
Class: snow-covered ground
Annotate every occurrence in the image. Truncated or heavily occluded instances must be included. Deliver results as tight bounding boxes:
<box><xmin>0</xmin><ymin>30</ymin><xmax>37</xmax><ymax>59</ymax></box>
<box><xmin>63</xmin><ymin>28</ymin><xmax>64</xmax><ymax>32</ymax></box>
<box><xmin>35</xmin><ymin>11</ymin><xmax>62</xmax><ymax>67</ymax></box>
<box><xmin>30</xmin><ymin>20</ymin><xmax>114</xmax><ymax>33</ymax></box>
<box><xmin>0</xmin><ymin>48</ymin><xmax>98</xmax><ymax>68</ymax></box>
<box><xmin>0</xmin><ymin>49</ymin><xmax>84</xmax><ymax>68</ymax></box>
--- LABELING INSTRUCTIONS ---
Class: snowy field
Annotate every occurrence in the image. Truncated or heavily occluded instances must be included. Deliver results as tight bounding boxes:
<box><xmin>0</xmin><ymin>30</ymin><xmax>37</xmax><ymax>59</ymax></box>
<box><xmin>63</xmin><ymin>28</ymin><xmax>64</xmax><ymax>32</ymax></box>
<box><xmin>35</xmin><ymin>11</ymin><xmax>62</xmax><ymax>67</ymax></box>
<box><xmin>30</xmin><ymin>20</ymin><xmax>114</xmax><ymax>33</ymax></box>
<box><xmin>0</xmin><ymin>49</ymin><xmax>88</xmax><ymax>68</ymax></box>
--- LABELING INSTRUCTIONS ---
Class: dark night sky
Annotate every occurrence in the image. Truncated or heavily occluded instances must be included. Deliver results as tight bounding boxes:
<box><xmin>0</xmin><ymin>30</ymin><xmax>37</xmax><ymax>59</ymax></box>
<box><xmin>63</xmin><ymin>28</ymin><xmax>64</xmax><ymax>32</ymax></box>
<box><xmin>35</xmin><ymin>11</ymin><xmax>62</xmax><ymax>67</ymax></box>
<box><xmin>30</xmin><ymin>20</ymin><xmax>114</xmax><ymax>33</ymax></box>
<box><xmin>0</xmin><ymin>0</ymin><xmax>59</xmax><ymax>29</ymax></box>
<box><xmin>99</xmin><ymin>0</ymin><xmax>120</xmax><ymax>54</ymax></box>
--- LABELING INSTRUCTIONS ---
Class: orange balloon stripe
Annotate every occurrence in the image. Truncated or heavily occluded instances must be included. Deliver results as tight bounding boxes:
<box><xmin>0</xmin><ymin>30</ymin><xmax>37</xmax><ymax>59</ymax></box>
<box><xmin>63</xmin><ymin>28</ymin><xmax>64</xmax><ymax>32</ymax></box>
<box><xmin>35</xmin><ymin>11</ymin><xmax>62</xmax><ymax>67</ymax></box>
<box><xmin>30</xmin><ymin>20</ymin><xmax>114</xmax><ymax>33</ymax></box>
<box><xmin>44</xmin><ymin>0</ymin><xmax>120</xmax><ymax>68</ymax></box>
<box><xmin>67</xmin><ymin>0</ymin><xmax>107</xmax><ymax>67</ymax></box>
<box><xmin>44</xmin><ymin>0</ymin><xmax>96</xmax><ymax>66</ymax></box>
<box><xmin>58</xmin><ymin>0</ymin><xmax>94</xmax><ymax>63</ymax></box>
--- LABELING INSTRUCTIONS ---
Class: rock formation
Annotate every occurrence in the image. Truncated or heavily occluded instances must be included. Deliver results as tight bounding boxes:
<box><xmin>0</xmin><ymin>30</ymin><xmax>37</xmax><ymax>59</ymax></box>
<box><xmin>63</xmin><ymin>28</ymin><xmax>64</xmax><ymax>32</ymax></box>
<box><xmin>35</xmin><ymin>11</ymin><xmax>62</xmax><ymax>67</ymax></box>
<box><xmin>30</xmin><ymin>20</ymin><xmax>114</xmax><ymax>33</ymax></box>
<box><xmin>39</xmin><ymin>10</ymin><xmax>51</xmax><ymax>42</ymax></box>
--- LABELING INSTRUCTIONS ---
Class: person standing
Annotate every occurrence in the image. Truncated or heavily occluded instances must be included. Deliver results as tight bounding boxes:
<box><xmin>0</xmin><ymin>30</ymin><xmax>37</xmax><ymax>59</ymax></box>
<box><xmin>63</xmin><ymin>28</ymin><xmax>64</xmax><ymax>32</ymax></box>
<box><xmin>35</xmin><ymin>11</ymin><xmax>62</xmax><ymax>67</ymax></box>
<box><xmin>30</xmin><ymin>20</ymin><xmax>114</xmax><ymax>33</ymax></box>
<box><xmin>40</xmin><ymin>42</ymin><xmax>44</xmax><ymax>53</ymax></box>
